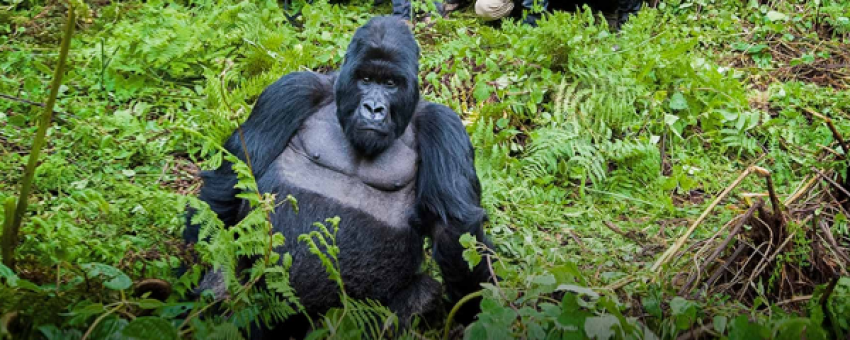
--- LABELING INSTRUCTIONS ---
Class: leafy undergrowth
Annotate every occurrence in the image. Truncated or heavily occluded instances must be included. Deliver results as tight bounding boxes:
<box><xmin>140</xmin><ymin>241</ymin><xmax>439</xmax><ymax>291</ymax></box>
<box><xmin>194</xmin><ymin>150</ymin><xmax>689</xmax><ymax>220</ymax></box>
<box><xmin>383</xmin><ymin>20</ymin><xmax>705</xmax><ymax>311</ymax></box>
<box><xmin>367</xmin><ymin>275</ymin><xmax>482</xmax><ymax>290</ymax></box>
<box><xmin>2</xmin><ymin>0</ymin><xmax>850</xmax><ymax>339</ymax></box>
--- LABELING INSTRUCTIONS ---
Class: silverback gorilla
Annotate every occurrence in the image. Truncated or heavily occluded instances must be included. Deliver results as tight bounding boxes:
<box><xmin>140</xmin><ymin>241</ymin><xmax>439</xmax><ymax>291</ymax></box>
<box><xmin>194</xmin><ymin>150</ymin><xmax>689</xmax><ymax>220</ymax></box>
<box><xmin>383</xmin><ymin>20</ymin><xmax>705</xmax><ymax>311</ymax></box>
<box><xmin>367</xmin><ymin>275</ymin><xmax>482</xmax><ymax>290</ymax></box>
<box><xmin>184</xmin><ymin>16</ymin><xmax>492</xmax><ymax>335</ymax></box>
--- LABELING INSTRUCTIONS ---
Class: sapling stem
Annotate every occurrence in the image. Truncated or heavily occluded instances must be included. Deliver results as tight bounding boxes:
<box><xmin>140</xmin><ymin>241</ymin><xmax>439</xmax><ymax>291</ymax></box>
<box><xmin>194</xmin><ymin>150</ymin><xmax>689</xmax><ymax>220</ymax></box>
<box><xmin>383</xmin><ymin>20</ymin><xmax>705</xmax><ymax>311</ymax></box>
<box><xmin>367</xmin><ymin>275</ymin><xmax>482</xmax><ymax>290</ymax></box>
<box><xmin>1</xmin><ymin>4</ymin><xmax>75</xmax><ymax>267</ymax></box>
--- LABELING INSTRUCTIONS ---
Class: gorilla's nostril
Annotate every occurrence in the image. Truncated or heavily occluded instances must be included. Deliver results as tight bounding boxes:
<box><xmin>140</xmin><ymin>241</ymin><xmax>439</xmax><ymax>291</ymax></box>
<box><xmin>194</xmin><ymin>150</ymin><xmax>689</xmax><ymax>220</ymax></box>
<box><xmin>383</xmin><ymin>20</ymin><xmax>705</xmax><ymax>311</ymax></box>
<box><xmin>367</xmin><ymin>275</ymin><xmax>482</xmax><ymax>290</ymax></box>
<box><xmin>361</xmin><ymin>101</ymin><xmax>387</xmax><ymax>120</ymax></box>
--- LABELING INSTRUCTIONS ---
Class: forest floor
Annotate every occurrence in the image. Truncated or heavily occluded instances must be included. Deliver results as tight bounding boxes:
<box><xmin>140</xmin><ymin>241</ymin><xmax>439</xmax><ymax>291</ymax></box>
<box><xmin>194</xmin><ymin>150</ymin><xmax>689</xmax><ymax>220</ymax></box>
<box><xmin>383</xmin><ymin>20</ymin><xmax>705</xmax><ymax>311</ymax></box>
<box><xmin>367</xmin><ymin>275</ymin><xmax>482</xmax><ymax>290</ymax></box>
<box><xmin>1</xmin><ymin>0</ymin><xmax>850</xmax><ymax>339</ymax></box>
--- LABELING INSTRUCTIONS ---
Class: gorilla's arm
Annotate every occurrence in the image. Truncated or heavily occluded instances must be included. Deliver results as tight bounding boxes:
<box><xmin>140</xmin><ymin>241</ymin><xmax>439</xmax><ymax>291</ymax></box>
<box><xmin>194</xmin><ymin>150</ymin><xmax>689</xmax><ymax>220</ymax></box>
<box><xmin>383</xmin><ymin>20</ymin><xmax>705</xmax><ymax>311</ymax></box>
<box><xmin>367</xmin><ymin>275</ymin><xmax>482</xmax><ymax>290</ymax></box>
<box><xmin>412</xmin><ymin>103</ymin><xmax>492</xmax><ymax>303</ymax></box>
<box><xmin>184</xmin><ymin>72</ymin><xmax>334</xmax><ymax>243</ymax></box>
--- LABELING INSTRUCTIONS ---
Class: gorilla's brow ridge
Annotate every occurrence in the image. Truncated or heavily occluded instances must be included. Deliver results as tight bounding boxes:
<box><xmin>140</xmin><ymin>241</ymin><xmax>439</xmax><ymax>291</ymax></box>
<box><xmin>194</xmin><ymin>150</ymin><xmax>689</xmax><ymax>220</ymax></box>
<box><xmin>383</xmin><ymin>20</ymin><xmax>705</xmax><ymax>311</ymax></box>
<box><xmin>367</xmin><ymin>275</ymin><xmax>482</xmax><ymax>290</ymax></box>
<box><xmin>355</xmin><ymin>61</ymin><xmax>405</xmax><ymax>84</ymax></box>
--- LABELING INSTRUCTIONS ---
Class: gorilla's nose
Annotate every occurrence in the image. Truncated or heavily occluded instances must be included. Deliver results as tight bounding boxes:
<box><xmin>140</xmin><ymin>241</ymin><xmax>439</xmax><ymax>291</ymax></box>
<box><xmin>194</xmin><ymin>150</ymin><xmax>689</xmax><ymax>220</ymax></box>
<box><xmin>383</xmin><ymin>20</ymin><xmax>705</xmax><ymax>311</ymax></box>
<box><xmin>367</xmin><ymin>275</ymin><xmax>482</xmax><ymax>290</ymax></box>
<box><xmin>361</xmin><ymin>100</ymin><xmax>387</xmax><ymax>122</ymax></box>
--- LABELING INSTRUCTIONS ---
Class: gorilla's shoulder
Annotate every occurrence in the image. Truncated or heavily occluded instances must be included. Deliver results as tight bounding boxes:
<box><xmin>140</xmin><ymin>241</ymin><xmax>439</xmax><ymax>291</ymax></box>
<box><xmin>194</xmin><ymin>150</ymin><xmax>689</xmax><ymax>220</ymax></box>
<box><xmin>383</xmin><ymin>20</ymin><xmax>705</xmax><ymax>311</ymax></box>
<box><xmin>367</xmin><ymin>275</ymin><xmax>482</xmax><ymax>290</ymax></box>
<box><xmin>259</xmin><ymin>71</ymin><xmax>336</xmax><ymax>109</ymax></box>
<box><xmin>413</xmin><ymin>101</ymin><xmax>465</xmax><ymax>128</ymax></box>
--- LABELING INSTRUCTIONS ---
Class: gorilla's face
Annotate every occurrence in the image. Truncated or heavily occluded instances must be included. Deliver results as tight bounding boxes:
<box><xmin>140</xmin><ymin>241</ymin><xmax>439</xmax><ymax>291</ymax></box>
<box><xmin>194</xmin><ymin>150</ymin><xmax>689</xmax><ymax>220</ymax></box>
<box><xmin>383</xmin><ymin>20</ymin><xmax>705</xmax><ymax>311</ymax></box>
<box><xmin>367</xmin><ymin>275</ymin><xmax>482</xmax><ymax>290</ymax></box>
<box><xmin>335</xmin><ymin>17</ymin><xmax>420</xmax><ymax>158</ymax></box>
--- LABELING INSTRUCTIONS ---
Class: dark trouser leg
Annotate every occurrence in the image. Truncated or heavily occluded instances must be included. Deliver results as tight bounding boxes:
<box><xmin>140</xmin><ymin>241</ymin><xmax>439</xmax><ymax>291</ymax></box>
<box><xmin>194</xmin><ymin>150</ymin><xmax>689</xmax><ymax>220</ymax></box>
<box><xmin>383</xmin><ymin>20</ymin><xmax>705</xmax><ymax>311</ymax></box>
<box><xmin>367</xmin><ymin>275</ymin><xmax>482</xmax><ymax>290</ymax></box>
<box><xmin>618</xmin><ymin>0</ymin><xmax>642</xmax><ymax>26</ymax></box>
<box><xmin>392</xmin><ymin>0</ymin><xmax>445</xmax><ymax>21</ymax></box>
<box><xmin>519</xmin><ymin>0</ymin><xmax>548</xmax><ymax>26</ymax></box>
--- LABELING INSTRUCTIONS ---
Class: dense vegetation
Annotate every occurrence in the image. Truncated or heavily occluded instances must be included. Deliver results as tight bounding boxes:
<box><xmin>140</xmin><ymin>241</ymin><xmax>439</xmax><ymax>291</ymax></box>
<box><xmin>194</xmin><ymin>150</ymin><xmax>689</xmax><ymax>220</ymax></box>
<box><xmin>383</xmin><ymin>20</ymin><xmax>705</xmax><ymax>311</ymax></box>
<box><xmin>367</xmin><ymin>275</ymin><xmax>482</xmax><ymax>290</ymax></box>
<box><xmin>1</xmin><ymin>0</ymin><xmax>850</xmax><ymax>339</ymax></box>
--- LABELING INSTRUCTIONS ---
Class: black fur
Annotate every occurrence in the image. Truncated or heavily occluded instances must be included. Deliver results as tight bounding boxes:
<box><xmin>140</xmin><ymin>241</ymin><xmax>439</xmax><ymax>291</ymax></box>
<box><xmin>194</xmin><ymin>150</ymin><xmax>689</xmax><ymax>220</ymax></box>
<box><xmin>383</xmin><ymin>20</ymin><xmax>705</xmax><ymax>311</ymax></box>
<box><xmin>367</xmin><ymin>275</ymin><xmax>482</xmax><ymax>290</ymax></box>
<box><xmin>335</xmin><ymin>17</ymin><xmax>420</xmax><ymax>157</ymax></box>
<box><xmin>183</xmin><ymin>71</ymin><xmax>334</xmax><ymax>242</ymax></box>
<box><xmin>184</xmin><ymin>16</ymin><xmax>492</xmax><ymax>336</ymax></box>
<box><xmin>412</xmin><ymin>102</ymin><xmax>493</xmax><ymax>323</ymax></box>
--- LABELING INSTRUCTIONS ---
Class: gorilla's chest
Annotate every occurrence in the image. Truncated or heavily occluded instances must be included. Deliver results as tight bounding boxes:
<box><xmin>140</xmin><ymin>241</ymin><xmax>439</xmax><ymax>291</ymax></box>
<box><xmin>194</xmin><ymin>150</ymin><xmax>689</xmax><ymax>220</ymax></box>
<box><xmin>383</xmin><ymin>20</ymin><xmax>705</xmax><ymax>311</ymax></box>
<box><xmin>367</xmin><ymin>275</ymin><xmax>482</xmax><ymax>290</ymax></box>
<box><xmin>270</xmin><ymin>105</ymin><xmax>418</xmax><ymax>228</ymax></box>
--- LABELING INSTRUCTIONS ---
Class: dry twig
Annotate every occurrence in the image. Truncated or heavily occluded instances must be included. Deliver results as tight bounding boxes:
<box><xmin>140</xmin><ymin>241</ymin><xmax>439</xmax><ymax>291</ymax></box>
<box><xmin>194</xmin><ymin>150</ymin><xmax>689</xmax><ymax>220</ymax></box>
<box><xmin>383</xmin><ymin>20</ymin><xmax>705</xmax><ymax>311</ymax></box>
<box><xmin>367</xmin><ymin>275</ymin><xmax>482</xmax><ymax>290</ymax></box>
<box><xmin>652</xmin><ymin>167</ymin><xmax>754</xmax><ymax>273</ymax></box>
<box><xmin>679</xmin><ymin>201</ymin><xmax>762</xmax><ymax>296</ymax></box>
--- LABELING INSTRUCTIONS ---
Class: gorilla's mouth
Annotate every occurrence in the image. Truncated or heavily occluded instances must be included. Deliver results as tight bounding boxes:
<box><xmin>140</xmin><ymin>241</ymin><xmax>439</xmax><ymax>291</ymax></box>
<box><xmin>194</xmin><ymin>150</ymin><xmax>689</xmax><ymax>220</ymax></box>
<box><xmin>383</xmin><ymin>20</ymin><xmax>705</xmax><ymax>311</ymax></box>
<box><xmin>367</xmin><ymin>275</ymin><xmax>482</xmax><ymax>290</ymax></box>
<box><xmin>357</xmin><ymin>126</ymin><xmax>389</xmax><ymax>135</ymax></box>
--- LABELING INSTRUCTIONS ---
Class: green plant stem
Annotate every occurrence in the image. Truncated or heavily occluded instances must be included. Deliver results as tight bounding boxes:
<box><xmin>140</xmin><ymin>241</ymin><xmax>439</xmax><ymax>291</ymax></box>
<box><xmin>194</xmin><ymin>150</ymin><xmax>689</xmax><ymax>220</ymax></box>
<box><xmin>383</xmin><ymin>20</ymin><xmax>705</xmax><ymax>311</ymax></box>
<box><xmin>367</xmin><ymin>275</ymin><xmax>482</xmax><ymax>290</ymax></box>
<box><xmin>442</xmin><ymin>290</ymin><xmax>484</xmax><ymax>340</ymax></box>
<box><xmin>81</xmin><ymin>304</ymin><xmax>122</xmax><ymax>340</ymax></box>
<box><xmin>1</xmin><ymin>5</ymin><xmax>75</xmax><ymax>267</ymax></box>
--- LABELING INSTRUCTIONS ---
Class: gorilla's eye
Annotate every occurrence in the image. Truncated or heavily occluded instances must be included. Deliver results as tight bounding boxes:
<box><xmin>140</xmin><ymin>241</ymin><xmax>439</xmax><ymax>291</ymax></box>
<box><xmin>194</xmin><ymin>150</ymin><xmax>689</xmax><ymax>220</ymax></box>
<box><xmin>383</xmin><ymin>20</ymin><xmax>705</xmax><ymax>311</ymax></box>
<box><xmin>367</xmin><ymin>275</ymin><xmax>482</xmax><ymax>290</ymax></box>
<box><xmin>362</xmin><ymin>77</ymin><xmax>372</xmax><ymax>84</ymax></box>
<box><xmin>386</xmin><ymin>79</ymin><xmax>396</xmax><ymax>87</ymax></box>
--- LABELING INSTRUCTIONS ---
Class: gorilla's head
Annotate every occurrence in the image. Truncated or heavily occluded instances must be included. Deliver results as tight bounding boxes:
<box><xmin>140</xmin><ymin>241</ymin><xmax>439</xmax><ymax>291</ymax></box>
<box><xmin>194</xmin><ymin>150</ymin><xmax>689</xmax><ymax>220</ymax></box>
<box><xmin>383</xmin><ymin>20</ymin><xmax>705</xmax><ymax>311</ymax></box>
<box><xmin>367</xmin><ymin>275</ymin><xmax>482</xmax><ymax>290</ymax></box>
<box><xmin>335</xmin><ymin>17</ymin><xmax>420</xmax><ymax>158</ymax></box>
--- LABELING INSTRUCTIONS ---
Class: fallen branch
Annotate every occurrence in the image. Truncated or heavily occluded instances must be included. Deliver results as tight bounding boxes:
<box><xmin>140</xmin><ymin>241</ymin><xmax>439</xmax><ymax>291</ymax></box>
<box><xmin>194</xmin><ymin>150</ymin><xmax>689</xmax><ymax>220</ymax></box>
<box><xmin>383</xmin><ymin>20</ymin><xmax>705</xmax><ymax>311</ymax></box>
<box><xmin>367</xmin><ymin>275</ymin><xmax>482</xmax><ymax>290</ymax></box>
<box><xmin>603</xmin><ymin>221</ymin><xmax>645</xmax><ymax>245</ymax></box>
<box><xmin>0</xmin><ymin>93</ymin><xmax>76</xmax><ymax>121</ymax></box>
<box><xmin>702</xmin><ymin>243</ymin><xmax>747</xmax><ymax>292</ymax></box>
<box><xmin>805</xmin><ymin>108</ymin><xmax>850</xmax><ymax>155</ymax></box>
<box><xmin>811</xmin><ymin>167</ymin><xmax>850</xmax><ymax>198</ymax></box>
<box><xmin>785</xmin><ymin>175</ymin><xmax>818</xmax><ymax>205</ymax></box>
<box><xmin>605</xmin><ymin>275</ymin><xmax>637</xmax><ymax>291</ymax></box>
<box><xmin>738</xmin><ymin>234</ymin><xmax>794</xmax><ymax>300</ymax></box>
<box><xmin>679</xmin><ymin>201</ymin><xmax>762</xmax><ymax>296</ymax></box>
<box><xmin>0</xmin><ymin>93</ymin><xmax>44</xmax><ymax>107</ymax></box>
<box><xmin>652</xmin><ymin>167</ymin><xmax>754</xmax><ymax>273</ymax></box>
<box><xmin>819</xmin><ymin>220</ymin><xmax>850</xmax><ymax>265</ymax></box>
<box><xmin>775</xmin><ymin>295</ymin><xmax>813</xmax><ymax>306</ymax></box>
<box><xmin>567</xmin><ymin>229</ymin><xmax>588</xmax><ymax>252</ymax></box>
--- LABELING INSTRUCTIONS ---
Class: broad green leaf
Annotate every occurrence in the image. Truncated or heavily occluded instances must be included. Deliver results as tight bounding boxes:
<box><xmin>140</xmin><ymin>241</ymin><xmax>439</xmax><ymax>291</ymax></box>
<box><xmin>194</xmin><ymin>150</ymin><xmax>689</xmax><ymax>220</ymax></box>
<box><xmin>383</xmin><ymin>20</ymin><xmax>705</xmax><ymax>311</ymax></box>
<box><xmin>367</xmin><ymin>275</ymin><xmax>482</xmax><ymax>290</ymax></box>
<box><xmin>0</xmin><ymin>262</ymin><xmax>19</xmax><ymax>287</ymax></box>
<box><xmin>766</xmin><ymin>11</ymin><xmax>786</xmax><ymax>22</ymax></box>
<box><xmin>729</xmin><ymin>315</ymin><xmax>768</xmax><ymax>340</ymax></box>
<box><xmin>157</xmin><ymin>303</ymin><xmax>194</xmax><ymax>319</ymax></box>
<box><xmin>643</xmin><ymin>295</ymin><xmax>662</xmax><ymax>319</ymax></box>
<box><xmin>556</xmin><ymin>284</ymin><xmax>599</xmax><ymax>300</ymax></box>
<box><xmin>136</xmin><ymin>299</ymin><xmax>164</xmax><ymax>309</ymax></box>
<box><xmin>531</xmin><ymin>274</ymin><xmax>556</xmax><ymax>286</ymax></box>
<box><xmin>669</xmin><ymin>92</ymin><xmax>688</xmax><ymax>111</ymax></box>
<box><xmin>82</xmin><ymin>263</ymin><xmax>132</xmax><ymax>290</ymax></box>
<box><xmin>713</xmin><ymin>315</ymin><xmax>728</xmax><ymax>334</ymax></box>
<box><xmin>474</xmin><ymin>82</ymin><xmax>491</xmax><ymax>102</ymax></box>
<box><xmin>584</xmin><ymin>315</ymin><xmax>618</xmax><ymax>340</ymax></box>
<box><xmin>669</xmin><ymin>297</ymin><xmax>697</xmax><ymax>330</ymax></box>
<box><xmin>69</xmin><ymin>303</ymin><xmax>106</xmax><ymax>317</ymax></box>
<box><xmin>773</xmin><ymin>318</ymin><xmax>827</xmax><ymax>340</ymax></box>
<box><xmin>89</xmin><ymin>317</ymin><xmax>128</xmax><ymax>340</ymax></box>
<box><xmin>462</xmin><ymin>248</ymin><xmax>482</xmax><ymax>270</ymax></box>
<box><xmin>464</xmin><ymin>323</ymin><xmax>488</xmax><ymax>340</ymax></box>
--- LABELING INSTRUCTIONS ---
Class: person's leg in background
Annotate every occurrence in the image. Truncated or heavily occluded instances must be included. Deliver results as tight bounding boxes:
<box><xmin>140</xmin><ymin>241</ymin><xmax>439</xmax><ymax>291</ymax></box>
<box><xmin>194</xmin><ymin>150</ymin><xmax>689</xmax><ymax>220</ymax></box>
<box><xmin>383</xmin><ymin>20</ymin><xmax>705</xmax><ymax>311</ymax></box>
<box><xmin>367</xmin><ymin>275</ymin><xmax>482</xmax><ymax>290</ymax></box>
<box><xmin>392</xmin><ymin>0</ymin><xmax>445</xmax><ymax>23</ymax></box>
<box><xmin>518</xmin><ymin>0</ymin><xmax>548</xmax><ymax>26</ymax></box>
<box><xmin>617</xmin><ymin>0</ymin><xmax>642</xmax><ymax>27</ymax></box>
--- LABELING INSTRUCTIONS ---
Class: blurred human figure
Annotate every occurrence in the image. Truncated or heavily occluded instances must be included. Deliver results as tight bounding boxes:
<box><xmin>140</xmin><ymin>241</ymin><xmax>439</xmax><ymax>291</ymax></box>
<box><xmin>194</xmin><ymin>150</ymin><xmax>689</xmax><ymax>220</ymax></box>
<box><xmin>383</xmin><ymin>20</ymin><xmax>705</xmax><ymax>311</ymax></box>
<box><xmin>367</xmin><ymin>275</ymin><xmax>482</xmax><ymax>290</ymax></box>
<box><xmin>474</xmin><ymin>0</ymin><xmax>548</xmax><ymax>26</ymax></box>
<box><xmin>463</xmin><ymin>0</ymin><xmax>643</xmax><ymax>29</ymax></box>
<box><xmin>388</xmin><ymin>0</ymin><xmax>445</xmax><ymax>22</ymax></box>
